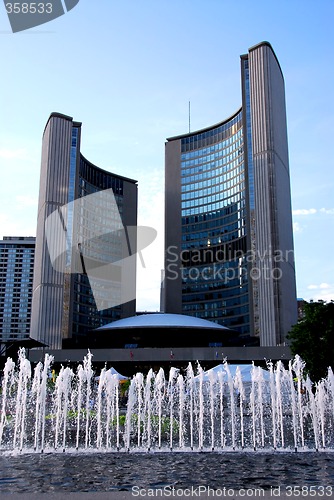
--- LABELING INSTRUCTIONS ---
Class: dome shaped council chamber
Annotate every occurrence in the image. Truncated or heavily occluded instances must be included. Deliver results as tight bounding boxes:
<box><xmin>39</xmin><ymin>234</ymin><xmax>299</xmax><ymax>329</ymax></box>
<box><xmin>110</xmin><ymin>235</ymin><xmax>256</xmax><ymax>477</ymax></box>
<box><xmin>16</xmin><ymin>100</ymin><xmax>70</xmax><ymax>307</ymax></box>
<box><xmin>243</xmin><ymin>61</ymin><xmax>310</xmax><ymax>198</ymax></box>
<box><xmin>89</xmin><ymin>312</ymin><xmax>245</xmax><ymax>349</ymax></box>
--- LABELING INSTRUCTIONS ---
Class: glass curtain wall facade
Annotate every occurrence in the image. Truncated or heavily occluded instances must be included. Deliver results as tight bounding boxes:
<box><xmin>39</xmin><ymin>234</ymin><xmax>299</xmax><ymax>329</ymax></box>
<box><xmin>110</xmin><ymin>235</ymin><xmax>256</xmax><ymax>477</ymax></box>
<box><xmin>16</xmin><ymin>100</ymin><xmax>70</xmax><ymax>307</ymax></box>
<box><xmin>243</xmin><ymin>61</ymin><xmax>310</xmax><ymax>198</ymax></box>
<box><xmin>179</xmin><ymin>111</ymin><xmax>249</xmax><ymax>334</ymax></box>
<box><xmin>31</xmin><ymin>113</ymin><xmax>138</xmax><ymax>349</ymax></box>
<box><xmin>70</xmin><ymin>156</ymin><xmax>128</xmax><ymax>338</ymax></box>
<box><xmin>0</xmin><ymin>237</ymin><xmax>35</xmax><ymax>343</ymax></box>
<box><xmin>165</xmin><ymin>42</ymin><xmax>297</xmax><ymax>346</ymax></box>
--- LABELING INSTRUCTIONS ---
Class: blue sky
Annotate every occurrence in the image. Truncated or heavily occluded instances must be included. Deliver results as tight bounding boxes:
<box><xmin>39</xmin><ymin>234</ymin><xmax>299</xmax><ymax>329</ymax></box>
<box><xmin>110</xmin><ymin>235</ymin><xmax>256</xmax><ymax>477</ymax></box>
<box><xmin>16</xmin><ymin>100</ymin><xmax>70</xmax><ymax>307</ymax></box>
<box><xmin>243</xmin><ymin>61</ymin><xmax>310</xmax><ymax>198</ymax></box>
<box><xmin>0</xmin><ymin>0</ymin><xmax>333</xmax><ymax>310</ymax></box>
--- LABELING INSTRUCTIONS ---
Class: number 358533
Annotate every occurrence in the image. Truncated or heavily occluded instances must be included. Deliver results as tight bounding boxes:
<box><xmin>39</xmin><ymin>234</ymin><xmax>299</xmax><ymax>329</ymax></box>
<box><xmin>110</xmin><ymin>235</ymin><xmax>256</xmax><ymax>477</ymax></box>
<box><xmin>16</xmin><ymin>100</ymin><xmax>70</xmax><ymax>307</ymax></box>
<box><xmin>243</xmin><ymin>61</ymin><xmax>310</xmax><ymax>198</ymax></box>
<box><xmin>5</xmin><ymin>3</ymin><xmax>53</xmax><ymax>14</ymax></box>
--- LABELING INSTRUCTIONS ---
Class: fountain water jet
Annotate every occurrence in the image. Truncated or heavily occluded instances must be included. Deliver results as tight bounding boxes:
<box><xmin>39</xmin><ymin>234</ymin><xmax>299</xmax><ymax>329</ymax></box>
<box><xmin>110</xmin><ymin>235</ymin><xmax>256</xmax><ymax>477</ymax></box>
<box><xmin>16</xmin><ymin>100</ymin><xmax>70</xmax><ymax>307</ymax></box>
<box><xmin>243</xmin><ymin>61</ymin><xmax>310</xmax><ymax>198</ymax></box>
<box><xmin>0</xmin><ymin>357</ymin><xmax>15</xmax><ymax>447</ymax></box>
<box><xmin>1</xmin><ymin>350</ymin><xmax>334</xmax><ymax>453</ymax></box>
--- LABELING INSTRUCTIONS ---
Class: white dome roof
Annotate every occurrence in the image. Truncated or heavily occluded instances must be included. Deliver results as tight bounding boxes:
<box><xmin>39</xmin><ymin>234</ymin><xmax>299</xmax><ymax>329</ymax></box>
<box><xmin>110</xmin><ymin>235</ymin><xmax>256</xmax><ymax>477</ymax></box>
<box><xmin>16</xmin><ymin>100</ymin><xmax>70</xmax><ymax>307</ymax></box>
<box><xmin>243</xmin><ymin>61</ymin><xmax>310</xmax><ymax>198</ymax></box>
<box><xmin>96</xmin><ymin>313</ymin><xmax>230</xmax><ymax>331</ymax></box>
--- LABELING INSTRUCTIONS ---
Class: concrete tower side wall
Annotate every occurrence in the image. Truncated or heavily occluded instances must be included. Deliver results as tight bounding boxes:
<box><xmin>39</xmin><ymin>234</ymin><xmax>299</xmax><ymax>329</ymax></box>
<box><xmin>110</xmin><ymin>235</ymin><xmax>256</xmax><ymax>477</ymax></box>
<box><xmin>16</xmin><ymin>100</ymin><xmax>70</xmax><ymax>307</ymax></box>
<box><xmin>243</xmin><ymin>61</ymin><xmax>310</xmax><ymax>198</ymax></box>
<box><xmin>249</xmin><ymin>44</ymin><xmax>297</xmax><ymax>345</ymax></box>
<box><xmin>121</xmin><ymin>180</ymin><xmax>138</xmax><ymax>318</ymax></box>
<box><xmin>266</xmin><ymin>49</ymin><xmax>298</xmax><ymax>342</ymax></box>
<box><xmin>164</xmin><ymin>139</ymin><xmax>182</xmax><ymax>314</ymax></box>
<box><xmin>30</xmin><ymin>115</ymin><xmax>73</xmax><ymax>348</ymax></box>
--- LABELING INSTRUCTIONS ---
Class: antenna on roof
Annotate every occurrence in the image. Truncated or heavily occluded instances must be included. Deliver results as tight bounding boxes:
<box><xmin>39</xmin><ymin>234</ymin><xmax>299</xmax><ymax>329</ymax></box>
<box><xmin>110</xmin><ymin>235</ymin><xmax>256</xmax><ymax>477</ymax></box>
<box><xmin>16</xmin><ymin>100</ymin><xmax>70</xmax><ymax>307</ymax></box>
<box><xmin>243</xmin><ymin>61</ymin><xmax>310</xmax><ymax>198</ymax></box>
<box><xmin>188</xmin><ymin>101</ymin><xmax>191</xmax><ymax>133</ymax></box>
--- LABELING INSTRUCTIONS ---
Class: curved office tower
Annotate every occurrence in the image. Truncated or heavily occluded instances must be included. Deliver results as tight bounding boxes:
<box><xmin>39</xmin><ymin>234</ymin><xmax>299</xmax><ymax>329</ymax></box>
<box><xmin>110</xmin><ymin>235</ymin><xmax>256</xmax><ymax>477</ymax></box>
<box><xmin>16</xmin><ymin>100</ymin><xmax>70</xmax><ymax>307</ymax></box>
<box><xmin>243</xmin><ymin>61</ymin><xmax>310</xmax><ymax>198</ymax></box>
<box><xmin>164</xmin><ymin>42</ymin><xmax>297</xmax><ymax>346</ymax></box>
<box><xmin>31</xmin><ymin>113</ymin><xmax>137</xmax><ymax>349</ymax></box>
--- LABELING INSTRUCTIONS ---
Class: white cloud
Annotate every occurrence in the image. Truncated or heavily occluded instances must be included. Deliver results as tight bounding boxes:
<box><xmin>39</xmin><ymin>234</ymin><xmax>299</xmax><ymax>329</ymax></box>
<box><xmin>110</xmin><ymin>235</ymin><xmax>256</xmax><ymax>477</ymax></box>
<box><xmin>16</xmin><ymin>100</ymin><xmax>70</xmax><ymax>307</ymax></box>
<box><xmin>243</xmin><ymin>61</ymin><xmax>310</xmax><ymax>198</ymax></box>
<box><xmin>311</xmin><ymin>291</ymin><xmax>334</xmax><ymax>302</ymax></box>
<box><xmin>292</xmin><ymin>208</ymin><xmax>334</xmax><ymax>216</ymax></box>
<box><xmin>307</xmin><ymin>283</ymin><xmax>331</xmax><ymax>290</ymax></box>
<box><xmin>320</xmin><ymin>208</ymin><xmax>334</xmax><ymax>215</ymax></box>
<box><xmin>319</xmin><ymin>283</ymin><xmax>331</xmax><ymax>289</ymax></box>
<box><xmin>304</xmin><ymin>283</ymin><xmax>334</xmax><ymax>303</ymax></box>
<box><xmin>292</xmin><ymin>208</ymin><xmax>317</xmax><ymax>216</ymax></box>
<box><xmin>293</xmin><ymin>222</ymin><xmax>302</xmax><ymax>232</ymax></box>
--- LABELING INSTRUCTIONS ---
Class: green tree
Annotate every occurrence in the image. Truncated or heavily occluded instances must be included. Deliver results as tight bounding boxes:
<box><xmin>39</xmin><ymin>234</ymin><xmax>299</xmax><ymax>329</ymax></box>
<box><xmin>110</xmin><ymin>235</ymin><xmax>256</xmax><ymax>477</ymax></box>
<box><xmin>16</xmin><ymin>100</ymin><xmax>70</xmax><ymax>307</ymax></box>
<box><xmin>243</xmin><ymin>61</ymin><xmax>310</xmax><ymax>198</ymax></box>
<box><xmin>287</xmin><ymin>300</ymin><xmax>334</xmax><ymax>382</ymax></box>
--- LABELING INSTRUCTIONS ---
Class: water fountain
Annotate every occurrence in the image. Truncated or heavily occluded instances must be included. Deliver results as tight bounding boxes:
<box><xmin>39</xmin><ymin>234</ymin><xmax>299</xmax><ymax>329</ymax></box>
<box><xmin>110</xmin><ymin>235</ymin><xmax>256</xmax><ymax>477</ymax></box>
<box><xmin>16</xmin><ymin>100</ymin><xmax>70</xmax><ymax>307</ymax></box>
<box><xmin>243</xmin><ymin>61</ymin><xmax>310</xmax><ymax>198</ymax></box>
<box><xmin>1</xmin><ymin>348</ymin><xmax>334</xmax><ymax>453</ymax></box>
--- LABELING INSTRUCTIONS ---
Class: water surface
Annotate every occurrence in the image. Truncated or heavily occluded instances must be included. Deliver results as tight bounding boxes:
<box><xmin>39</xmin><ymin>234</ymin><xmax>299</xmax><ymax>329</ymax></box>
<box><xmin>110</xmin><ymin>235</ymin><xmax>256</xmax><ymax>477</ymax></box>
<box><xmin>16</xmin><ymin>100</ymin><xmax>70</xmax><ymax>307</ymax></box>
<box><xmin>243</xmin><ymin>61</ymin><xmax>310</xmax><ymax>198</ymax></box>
<box><xmin>0</xmin><ymin>451</ymin><xmax>333</xmax><ymax>493</ymax></box>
